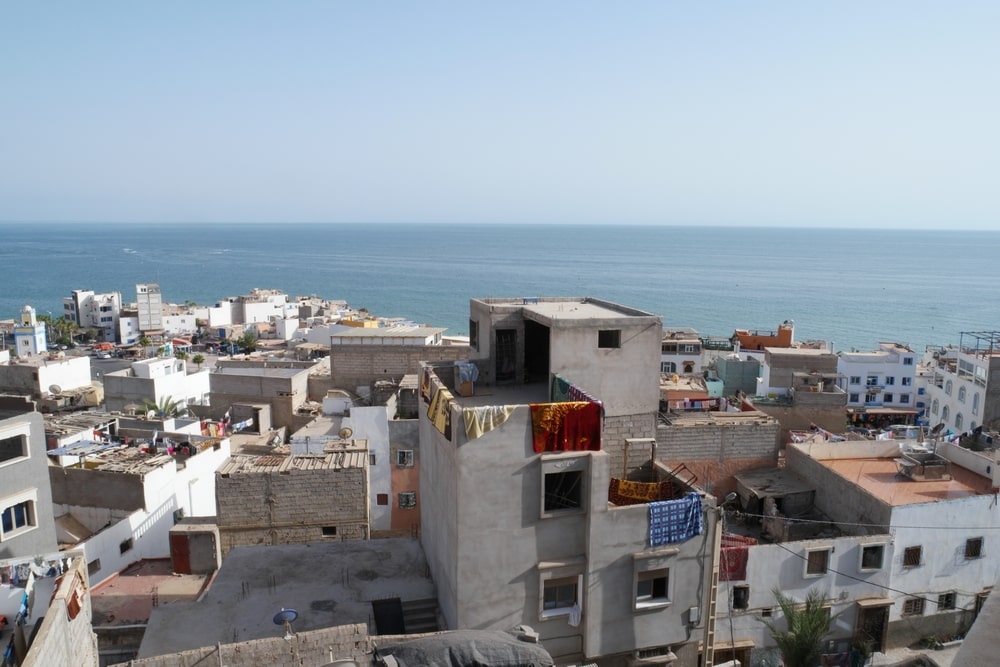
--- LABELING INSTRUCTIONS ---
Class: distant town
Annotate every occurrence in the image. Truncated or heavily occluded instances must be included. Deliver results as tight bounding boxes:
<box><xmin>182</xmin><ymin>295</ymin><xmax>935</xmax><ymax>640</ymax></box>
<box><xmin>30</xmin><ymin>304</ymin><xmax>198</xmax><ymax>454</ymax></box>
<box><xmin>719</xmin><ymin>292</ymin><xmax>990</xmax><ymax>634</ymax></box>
<box><xmin>1</xmin><ymin>285</ymin><xmax>997</xmax><ymax>666</ymax></box>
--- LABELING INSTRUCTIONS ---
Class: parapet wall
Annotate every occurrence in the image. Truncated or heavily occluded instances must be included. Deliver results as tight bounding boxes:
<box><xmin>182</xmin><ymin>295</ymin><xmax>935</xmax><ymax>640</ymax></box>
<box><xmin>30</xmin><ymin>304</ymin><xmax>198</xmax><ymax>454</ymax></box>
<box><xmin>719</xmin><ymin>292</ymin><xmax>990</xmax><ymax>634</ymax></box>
<box><xmin>330</xmin><ymin>343</ymin><xmax>470</xmax><ymax>391</ymax></box>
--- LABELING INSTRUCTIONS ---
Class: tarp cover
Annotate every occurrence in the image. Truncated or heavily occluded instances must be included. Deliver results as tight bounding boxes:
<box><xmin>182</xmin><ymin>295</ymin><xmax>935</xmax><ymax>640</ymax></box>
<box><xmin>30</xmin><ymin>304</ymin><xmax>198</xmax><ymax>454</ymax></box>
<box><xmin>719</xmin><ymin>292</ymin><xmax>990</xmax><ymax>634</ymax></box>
<box><xmin>377</xmin><ymin>629</ymin><xmax>554</xmax><ymax>667</ymax></box>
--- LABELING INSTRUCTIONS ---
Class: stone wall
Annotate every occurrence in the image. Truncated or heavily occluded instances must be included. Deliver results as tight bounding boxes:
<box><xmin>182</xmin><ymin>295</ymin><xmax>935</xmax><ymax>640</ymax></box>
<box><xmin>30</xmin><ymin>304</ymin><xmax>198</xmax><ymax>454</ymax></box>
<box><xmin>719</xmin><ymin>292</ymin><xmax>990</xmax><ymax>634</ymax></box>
<box><xmin>330</xmin><ymin>343</ymin><xmax>470</xmax><ymax>390</ymax></box>
<box><xmin>114</xmin><ymin>623</ymin><xmax>369</xmax><ymax>667</ymax></box>
<box><xmin>216</xmin><ymin>467</ymin><xmax>368</xmax><ymax>554</ymax></box>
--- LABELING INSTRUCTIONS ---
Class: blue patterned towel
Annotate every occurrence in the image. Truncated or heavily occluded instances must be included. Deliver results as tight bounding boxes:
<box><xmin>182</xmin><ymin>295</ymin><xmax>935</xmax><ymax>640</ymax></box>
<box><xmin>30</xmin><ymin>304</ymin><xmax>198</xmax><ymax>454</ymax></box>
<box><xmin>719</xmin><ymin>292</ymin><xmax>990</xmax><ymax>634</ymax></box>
<box><xmin>649</xmin><ymin>493</ymin><xmax>704</xmax><ymax>546</ymax></box>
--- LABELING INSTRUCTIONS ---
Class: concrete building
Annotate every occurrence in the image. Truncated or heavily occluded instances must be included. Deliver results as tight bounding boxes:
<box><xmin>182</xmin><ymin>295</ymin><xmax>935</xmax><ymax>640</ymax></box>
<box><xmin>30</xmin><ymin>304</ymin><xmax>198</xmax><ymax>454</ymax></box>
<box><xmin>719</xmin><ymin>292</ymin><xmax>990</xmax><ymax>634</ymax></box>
<box><xmin>215</xmin><ymin>439</ymin><xmax>369</xmax><ymax>554</ymax></box>
<box><xmin>922</xmin><ymin>331</ymin><xmax>1000</xmax><ymax>435</ymax></box>
<box><xmin>714</xmin><ymin>352</ymin><xmax>762</xmax><ymax>398</ymax></box>
<box><xmin>0</xmin><ymin>351</ymin><xmax>94</xmax><ymax>409</ymax></box>
<box><xmin>328</xmin><ymin>325</ymin><xmax>467</xmax><ymax>396</ymax></box>
<box><xmin>103</xmin><ymin>356</ymin><xmax>210</xmax><ymax>414</ymax></box>
<box><xmin>48</xmin><ymin>433</ymin><xmax>230</xmax><ymax>586</ymax></box>
<box><xmin>732</xmin><ymin>320</ymin><xmax>795</xmax><ymax>352</ymax></box>
<box><xmin>135</xmin><ymin>283</ymin><xmax>163</xmax><ymax>335</ymax></box>
<box><xmin>0</xmin><ymin>401</ymin><xmax>57</xmax><ymax>559</ymax></box>
<box><xmin>420</xmin><ymin>297</ymin><xmax>722</xmax><ymax>666</ymax></box>
<box><xmin>12</xmin><ymin>306</ymin><xmax>47</xmax><ymax>358</ymax></box>
<box><xmin>660</xmin><ymin>327</ymin><xmax>703</xmax><ymax>375</ymax></box>
<box><xmin>210</xmin><ymin>358</ymin><xmax>319</xmax><ymax>430</ymax></box>
<box><xmin>0</xmin><ymin>550</ymin><xmax>98</xmax><ymax>667</ymax></box>
<box><xmin>759</xmin><ymin>347</ymin><xmax>839</xmax><ymax>398</ymax></box>
<box><xmin>63</xmin><ymin>289</ymin><xmax>122</xmax><ymax>342</ymax></box>
<box><xmin>838</xmin><ymin>342</ymin><xmax>919</xmax><ymax>428</ymax></box>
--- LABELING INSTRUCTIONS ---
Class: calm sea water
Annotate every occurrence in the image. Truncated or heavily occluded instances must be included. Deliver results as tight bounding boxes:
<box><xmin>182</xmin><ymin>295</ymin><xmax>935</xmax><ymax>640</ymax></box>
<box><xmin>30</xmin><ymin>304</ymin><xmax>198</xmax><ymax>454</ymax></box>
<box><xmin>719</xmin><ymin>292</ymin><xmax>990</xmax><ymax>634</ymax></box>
<box><xmin>1</xmin><ymin>222</ymin><xmax>997</xmax><ymax>353</ymax></box>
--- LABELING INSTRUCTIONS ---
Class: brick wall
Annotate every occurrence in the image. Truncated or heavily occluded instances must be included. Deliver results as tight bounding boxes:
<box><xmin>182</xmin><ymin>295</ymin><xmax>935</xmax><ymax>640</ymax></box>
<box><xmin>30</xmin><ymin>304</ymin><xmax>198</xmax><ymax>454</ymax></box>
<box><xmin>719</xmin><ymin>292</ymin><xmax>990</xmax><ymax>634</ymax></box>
<box><xmin>330</xmin><ymin>344</ymin><xmax>470</xmax><ymax>389</ymax></box>
<box><xmin>216</xmin><ymin>467</ymin><xmax>368</xmax><ymax>555</ymax></box>
<box><xmin>600</xmin><ymin>412</ymin><xmax>658</xmax><ymax>476</ymax></box>
<box><xmin>22</xmin><ymin>559</ymin><xmax>99</xmax><ymax>667</ymax></box>
<box><xmin>116</xmin><ymin>623</ymin><xmax>369</xmax><ymax>667</ymax></box>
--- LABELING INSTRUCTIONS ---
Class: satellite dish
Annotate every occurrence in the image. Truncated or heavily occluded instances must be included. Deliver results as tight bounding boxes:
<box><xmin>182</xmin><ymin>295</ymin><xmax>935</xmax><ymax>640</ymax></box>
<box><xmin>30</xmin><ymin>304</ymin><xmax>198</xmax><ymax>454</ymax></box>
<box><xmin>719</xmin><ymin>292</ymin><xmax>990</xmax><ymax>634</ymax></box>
<box><xmin>273</xmin><ymin>608</ymin><xmax>298</xmax><ymax>640</ymax></box>
<box><xmin>49</xmin><ymin>384</ymin><xmax>62</xmax><ymax>395</ymax></box>
<box><xmin>339</xmin><ymin>427</ymin><xmax>353</xmax><ymax>439</ymax></box>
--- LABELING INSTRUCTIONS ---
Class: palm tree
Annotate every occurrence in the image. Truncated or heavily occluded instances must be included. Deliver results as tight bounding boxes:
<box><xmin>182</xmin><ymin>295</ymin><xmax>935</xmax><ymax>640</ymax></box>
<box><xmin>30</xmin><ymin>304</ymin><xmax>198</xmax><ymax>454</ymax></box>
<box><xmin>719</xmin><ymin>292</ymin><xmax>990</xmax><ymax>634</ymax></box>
<box><xmin>141</xmin><ymin>395</ymin><xmax>188</xmax><ymax>418</ymax></box>
<box><xmin>175</xmin><ymin>350</ymin><xmax>189</xmax><ymax>361</ymax></box>
<box><xmin>192</xmin><ymin>353</ymin><xmax>205</xmax><ymax>370</ymax></box>
<box><xmin>760</xmin><ymin>588</ymin><xmax>832</xmax><ymax>667</ymax></box>
<box><xmin>138</xmin><ymin>336</ymin><xmax>152</xmax><ymax>358</ymax></box>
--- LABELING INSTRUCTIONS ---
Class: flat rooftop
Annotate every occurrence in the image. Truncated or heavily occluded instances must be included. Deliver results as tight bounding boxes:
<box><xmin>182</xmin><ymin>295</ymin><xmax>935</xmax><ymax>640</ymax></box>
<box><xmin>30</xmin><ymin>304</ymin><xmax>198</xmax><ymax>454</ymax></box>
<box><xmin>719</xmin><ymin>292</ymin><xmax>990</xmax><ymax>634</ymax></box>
<box><xmin>137</xmin><ymin>538</ymin><xmax>435</xmax><ymax>659</ymax></box>
<box><xmin>819</xmin><ymin>456</ymin><xmax>987</xmax><ymax>506</ymax></box>
<box><xmin>218</xmin><ymin>445</ymin><xmax>367</xmax><ymax>474</ymax></box>
<box><xmin>212</xmin><ymin>365</ymin><xmax>304</xmax><ymax>378</ymax></box>
<box><xmin>330</xmin><ymin>326</ymin><xmax>447</xmax><ymax>339</ymax></box>
<box><xmin>43</xmin><ymin>411</ymin><xmax>118</xmax><ymax>437</ymax></box>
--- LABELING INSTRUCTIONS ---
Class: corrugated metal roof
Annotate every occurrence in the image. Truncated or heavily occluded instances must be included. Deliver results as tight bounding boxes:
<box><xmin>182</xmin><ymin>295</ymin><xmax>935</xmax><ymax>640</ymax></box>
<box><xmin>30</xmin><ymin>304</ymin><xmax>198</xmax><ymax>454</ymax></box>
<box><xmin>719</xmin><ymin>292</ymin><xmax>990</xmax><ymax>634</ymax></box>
<box><xmin>218</xmin><ymin>450</ymin><xmax>367</xmax><ymax>475</ymax></box>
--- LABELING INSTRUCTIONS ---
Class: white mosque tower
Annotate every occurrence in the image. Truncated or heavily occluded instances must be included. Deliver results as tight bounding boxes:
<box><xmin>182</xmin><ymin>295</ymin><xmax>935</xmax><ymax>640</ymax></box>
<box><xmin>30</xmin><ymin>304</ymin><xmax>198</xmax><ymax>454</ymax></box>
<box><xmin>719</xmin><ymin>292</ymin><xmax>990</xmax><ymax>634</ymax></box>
<box><xmin>13</xmin><ymin>305</ymin><xmax>48</xmax><ymax>356</ymax></box>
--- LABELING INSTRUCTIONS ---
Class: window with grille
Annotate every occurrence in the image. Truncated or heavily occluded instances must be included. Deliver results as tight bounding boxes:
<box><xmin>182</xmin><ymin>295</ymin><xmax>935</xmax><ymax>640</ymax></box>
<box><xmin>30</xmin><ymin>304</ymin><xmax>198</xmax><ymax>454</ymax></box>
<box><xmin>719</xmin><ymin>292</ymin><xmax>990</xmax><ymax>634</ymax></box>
<box><xmin>544</xmin><ymin>470</ymin><xmax>583</xmax><ymax>512</ymax></box>
<box><xmin>902</xmin><ymin>597</ymin><xmax>925</xmax><ymax>616</ymax></box>
<box><xmin>903</xmin><ymin>546</ymin><xmax>922</xmax><ymax>567</ymax></box>
<box><xmin>398</xmin><ymin>492</ymin><xmax>417</xmax><ymax>509</ymax></box>
<box><xmin>397</xmin><ymin>450</ymin><xmax>414</xmax><ymax>467</ymax></box>
<box><xmin>965</xmin><ymin>537</ymin><xmax>984</xmax><ymax>559</ymax></box>
<box><xmin>938</xmin><ymin>592</ymin><xmax>956</xmax><ymax>611</ymax></box>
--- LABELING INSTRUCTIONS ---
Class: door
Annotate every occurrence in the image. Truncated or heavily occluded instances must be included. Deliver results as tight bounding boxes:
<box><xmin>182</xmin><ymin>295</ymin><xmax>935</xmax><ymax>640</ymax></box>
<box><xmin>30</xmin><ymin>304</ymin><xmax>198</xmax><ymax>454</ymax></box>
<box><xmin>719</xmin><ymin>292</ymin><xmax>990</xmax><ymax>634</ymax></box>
<box><xmin>495</xmin><ymin>329</ymin><xmax>517</xmax><ymax>383</ymax></box>
<box><xmin>855</xmin><ymin>604</ymin><xmax>889</xmax><ymax>654</ymax></box>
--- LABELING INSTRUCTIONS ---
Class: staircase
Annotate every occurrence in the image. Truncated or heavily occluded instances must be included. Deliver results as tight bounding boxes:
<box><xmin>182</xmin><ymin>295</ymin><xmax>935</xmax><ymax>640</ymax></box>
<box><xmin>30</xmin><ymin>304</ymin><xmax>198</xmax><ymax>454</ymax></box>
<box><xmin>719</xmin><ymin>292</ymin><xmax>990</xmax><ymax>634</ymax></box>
<box><xmin>401</xmin><ymin>598</ymin><xmax>440</xmax><ymax>634</ymax></box>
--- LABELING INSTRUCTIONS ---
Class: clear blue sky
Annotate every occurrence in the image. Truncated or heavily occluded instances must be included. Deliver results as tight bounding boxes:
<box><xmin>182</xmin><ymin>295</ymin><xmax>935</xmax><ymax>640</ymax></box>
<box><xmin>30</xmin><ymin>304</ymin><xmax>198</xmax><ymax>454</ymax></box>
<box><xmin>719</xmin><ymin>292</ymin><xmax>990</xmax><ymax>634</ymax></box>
<box><xmin>2</xmin><ymin>2</ymin><xmax>998</xmax><ymax>228</ymax></box>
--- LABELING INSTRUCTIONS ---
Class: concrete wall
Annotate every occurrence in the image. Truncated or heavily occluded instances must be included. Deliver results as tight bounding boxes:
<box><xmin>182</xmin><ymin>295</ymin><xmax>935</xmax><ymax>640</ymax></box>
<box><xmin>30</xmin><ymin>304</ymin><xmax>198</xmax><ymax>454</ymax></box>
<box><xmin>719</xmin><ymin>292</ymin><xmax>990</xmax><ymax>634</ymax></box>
<box><xmin>0</xmin><ymin>355</ymin><xmax>92</xmax><ymax>394</ymax></box>
<box><xmin>116</xmin><ymin>623</ymin><xmax>369</xmax><ymax>667</ymax></box>
<box><xmin>209</xmin><ymin>368</ymin><xmax>308</xmax><ymax>429</ymax></box>
<box><xmin>650</xmin><ymin>417</ymin><xmax>780</xmax><ymax>497</ymax></box>
<box><xmin>216</xmin><ymin>466</ymin><xmax>369</xmax><ymax>554</ymax></box>
<box><xmin>21</xmin><ymin>558</ymin><xmax>99</xmax><ymax>667</ymax></box>
<box><xmin>340</xmin><ymin>406</ymin><xmax>394</xmax><ymax>533</ymax></box>
<box><xmin>50</xmin><ymin>465</ymin><xmax>161</xmax><ymax>512</ymax></box>
<box><xmin>330</xmin><ymin>342</ymin><xmax>470</xmax><ymax>390</ymax></box>
<box><xmin>0</xmin><ymin>411</ymin><xmax>58</xmax><ymax>559</ymax></box>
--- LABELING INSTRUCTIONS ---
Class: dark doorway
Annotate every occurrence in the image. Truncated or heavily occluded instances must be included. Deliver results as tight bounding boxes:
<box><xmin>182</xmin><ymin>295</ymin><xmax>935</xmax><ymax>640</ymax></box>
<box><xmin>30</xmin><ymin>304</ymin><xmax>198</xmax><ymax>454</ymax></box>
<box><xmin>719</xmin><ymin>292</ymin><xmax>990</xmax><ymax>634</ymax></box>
<box><xmin>524</xmin><ymin>320</ymin><xmax>550</xmax><ymax>384</ymax></box>
<box><xmin>855</xmin><ymin>603</ymin><xmax>889</xmax><ymax>653</ymax></box>
<box><xmin>372</xmin><ymin>597</ymin><xmax>406</xmax><ymax>635</ymax></box>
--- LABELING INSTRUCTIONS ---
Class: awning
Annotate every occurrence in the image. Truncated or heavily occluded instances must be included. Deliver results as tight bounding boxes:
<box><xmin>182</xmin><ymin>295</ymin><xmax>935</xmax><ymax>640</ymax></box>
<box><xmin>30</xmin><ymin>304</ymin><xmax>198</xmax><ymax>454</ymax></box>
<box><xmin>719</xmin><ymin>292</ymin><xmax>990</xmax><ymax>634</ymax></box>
<box><xmin>856</xmin><ymin>597</ymin><xmax>894</xmax><ymax>608</ymax></box>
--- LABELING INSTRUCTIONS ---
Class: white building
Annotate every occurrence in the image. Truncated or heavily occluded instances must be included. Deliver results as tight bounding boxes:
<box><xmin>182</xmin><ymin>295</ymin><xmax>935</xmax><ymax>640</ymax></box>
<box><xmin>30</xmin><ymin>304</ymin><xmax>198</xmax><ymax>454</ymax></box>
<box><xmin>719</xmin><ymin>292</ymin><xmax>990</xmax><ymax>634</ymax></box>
<box><xmin>13</xmin><ymin>305</ymin><xmax>47</xmax><ymax>357</ymax></box>
<box><xmin>0</xmin><ymin>351</ymin><xmax>93</xmax><ymax>400</ymax></box>
<box><xmin>921</xmin><ymin>332</ymin><xmax>1000</xmax><ymax>435</ymax></box>
<box><xmin>660</xmin><ymin>327</ymin><xmax>703</xmax><ymax>375</ymax></box>
<box><xmin>63</xmin><ymin>289</ymin><xmax>122</xmax><ymax>342</ymax></box>
<box><xmin>136</xmin><ymin>283</ymin><xmax>163</xmax><ymax>334</ymax></box>
<box><xmin>102</xmin><ymin>357</ymin><xmax>210</xmax><ymax>414</ymax></box>
<box><xmin>48</xmin><ymin>434</ymin><xmax>230</xmax><ymax>586</ymax></box>
<box><xmin>837</xmin><ymin>342</ymin><xmax>919</xmax><ymax>426</ymax></box>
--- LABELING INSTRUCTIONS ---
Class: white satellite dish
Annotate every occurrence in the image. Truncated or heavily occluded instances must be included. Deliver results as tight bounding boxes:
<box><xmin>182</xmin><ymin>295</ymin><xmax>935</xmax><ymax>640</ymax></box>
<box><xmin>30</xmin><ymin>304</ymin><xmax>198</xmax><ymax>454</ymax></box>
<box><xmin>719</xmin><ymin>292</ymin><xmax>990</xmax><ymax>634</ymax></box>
<box><xmin>339</xmin><ymin>427</ymin><xmax>353</xmax><ymax>439</ymax></box>
<box><xmin>49</xmin><ymin>384</ymin><xmax>62</xmax><ymax>395</ymax></box>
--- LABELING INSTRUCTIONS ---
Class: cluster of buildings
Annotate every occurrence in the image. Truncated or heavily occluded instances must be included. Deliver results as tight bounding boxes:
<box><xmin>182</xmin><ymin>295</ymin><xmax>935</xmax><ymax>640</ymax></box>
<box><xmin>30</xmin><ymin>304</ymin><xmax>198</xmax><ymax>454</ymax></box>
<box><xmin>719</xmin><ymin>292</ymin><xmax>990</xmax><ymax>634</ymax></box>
<box><xmin>1</xmin><ymin>290</ymin><xmax>999</xmax><ymax>666</ymax></box>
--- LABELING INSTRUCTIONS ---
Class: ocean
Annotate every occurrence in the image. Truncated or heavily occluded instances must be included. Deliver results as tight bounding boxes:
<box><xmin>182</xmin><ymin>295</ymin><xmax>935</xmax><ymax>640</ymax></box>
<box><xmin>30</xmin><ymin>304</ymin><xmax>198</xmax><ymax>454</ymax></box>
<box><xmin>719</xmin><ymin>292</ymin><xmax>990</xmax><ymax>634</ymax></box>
<box><xmin>1</xmin><ymin>222</ymin><xmax>997</xmax><ymax>353</ymax></box>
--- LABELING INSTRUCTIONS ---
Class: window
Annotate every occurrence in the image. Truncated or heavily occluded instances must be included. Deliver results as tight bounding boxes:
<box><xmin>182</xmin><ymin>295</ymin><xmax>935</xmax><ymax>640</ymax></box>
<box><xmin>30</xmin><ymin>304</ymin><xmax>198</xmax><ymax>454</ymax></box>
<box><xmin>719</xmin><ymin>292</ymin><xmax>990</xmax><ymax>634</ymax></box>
<box><xmin>902</xmin><ymin>597</ymin><xmax>925</xmax><ymax>616</ymax></box>
<box><xmin>938</xmin><ymin>592</ymin><xmax>956</xmax><ymax>611</ymax></box>
<box><xmin>945</xmin><ymin>380</ymin><xmax>953</xmax><ymax>395</ymax></box>
<box><xmin>0</xmin><ymin>498</ymin><xmax>35</xmax><ymax>539</ymax></box>
<box><xmin>959</xmin><ymin>387</ymin><xmax>967</xmax><ymax>402</ymax></box>
<box><xmin>543</xmin><ymin>576</ymin><xmax>578</xmax><ymax>612</ymax></box>
<box><xmin>941</xmin><ymin>406</ymin><xmax>950</xmax><ymax>422</ymax></box>
<box><xmin>0</xmin><ymin>430</ymin><xmax>29</xmax><ymax>466</ymax></box>
<box><xmin>598</xmin><ymin>330</ymin><xmax>621</xmax><ymax>349</ymax></box>
<box><xmin>885</xmin><ymin>376</ymin><xmax>895</xmax><ymax>385</ymax></box>
<box><xmin>661</xmin><ymin>362</ymin><xmax>676</xmax><ymax>374</ymax></box>
<box><xmin>931</xmin><ymin>399</ymin><xmax>939</xmax><ymax>415</ymax></box>
<box><xmin>850</xmin><ymin>376</ymin><xmax>861</xmax><ymax>385</ymax></box>
<box><xmin>682</xmin><ymin>344</ymin><xmax>697</xmax><ymax>353</ymax></box>
<box><xmin>541</xmin><ymin>455</ymin><xmax>588</xmax><ymax>516</ymax></box>
<box><xmin>398</xmin><ymin>491</ymin><xmax>417</xmax><ymax>509</ymax></box>
<box><xmin>636</xmin><ymin>569</ymin><xmax>670</xmax><ymax>607</ymax></box>
<box><xmin>902</xmin><ymin>377</ymin><xmax>912</xmax><ymax>386</ymax></box>
<box><xmin>973</xmin><ymin>393</ymin><xmax>980</xmax><ymax>415</ymax></box>
<box><xmin>545</xmin><ymin>470</ymin><xmax>583</xmax><ymax>512</ymax></box>
<box><xmin>321</xmin><ymin>526</ymin><xmax>337</xmax><ymax>537</ymax></box>
<box><xmin>396</xmin><ymin>450</ymin><xmax>414</xmax><ymax>467</ymax></box>
<box><xmin>805</xmin><ymin>549</ymin><xmax>830</xmax><ymax>577</ymax></box>
<box><xmin>733</xmin><ymin>585</ymin><xmax>750</xmax><ymax>610</ymax></box>
<box><xmin>965</xmin><ymin>537</ymin><xmax>984</xmax><ymax>559</ymax></box>
<box><xmin>469</xmin><ymin>319</ymin><xmax>479</xmax><ymax>351</ymax></box>
<box><xmin>369</xmin><ymin>453</ymin><xmax>376</xmax><ymax>466</ymax></box>
<box><xmin>866</xmin><ymin>376</ymin><xmax>878</xmax><ymax>386</ymax></box>
<box><xmin>955</xmin><ymin>413</ymin><xmax>964</xmax><ymax>430</ymax></box>
<box><xmin>903</xmin><ymin>357</ymin><xmax>914</xmax><ymax>366</ymax></box>
<box><xmin>918</xmin><ymin>386</ymin><xmax>925</xmax><ymax>395</ymax></box>
<box><xmin>849</xmin><ymin>393</ymin><xmax>859</xmax><ymax>403</ymax></box>
<box><xmin>903</xmin><ymin>546</ymin><xmax>922</xmax><ymax>568</ymax></box>
<box><xmin>883</xmin><ymin>393</ymin><xmax>893</xmax><ymax>403</ymax></box>
<box><xmin>376</xmin><ymin>493</ymin><xmax>388</xmax><ymax>506</ymax></box>
<box><xmin>860</xmin><ymin>544</ymin><xmax>885</xmax><ymax>571</ymax></box>
<box><xmin>865</xmin><ymin>391</ymin><xmax>879</xmax><ymax>405</ymax></box>
<box><xmin>900</xmin><ymin>394</ymin><xmax>910</xmax><ymax>404</ymax></box>
<box><xmin>119</xmin><ymin>537</ymin><xmax>134</xmax><ymax>554</ymax></box>
<box><xmin>87</xmin><ymin>559</ymin><xmax>102</xmax><ymax>577</ymax></box>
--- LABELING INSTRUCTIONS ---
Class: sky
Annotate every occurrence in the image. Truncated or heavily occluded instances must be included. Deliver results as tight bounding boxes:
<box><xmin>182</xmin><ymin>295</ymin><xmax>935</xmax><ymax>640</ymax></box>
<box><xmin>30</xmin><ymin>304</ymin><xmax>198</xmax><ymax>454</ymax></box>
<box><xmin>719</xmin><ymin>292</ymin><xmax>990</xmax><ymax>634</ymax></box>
<box><xmin>1</xmin><ymin>2</ymin><xmax>998</xmax><ymax>229</ymax></box>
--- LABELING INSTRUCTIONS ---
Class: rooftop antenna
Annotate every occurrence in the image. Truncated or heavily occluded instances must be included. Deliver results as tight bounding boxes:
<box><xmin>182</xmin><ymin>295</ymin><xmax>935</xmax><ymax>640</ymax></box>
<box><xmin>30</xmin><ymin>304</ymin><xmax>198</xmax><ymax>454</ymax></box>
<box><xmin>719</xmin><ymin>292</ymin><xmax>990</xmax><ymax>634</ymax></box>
<box><xmin>273</xmin><ymin>608</ymin><xmax>298</xmax><ymax>640</ymax></box>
